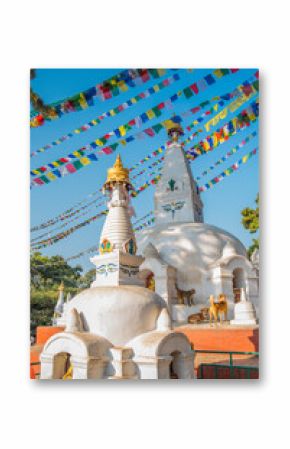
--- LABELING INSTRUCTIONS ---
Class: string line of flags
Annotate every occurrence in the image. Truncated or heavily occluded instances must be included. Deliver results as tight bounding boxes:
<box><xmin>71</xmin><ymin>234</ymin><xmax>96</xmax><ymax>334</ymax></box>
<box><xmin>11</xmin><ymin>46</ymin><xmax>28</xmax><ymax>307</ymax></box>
<box><xmin>30</xmin><ymin>71</ymin><xmax>256</xmax><ymax>177</ymax></box>
<box><xmin>30</xmin><ymin>68</ymin><xmax>259</xmax><ymax>255</ymax></box>
<box><xmin>30</xmin><ymin>69</ymin><xmax>169</xmax><ymax>127</ymax></box>
<box><xmin>30</xmin><ymin>68</ymin><xmax>246</xmax><ymax>156</ymax></box>
<box><xmin>31</xmin><ymin>136</ymin><xmax>258</xmax><ymax>250</ymax></box>
<box><xmin>30</xmin><ymin>98</ymin><xmax>259</xmax><ymax>232</ymax></box>
<box><xmin>30</xmin><ymin>80</ymin><xmax>258</xmax><ymax>188</ymax></box>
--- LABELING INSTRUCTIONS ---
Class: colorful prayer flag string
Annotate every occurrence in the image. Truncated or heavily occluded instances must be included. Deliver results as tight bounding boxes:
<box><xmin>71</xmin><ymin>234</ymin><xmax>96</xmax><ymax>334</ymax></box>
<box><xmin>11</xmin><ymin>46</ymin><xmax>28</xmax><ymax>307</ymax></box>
<box><xmin>31</xmin><ymin>68</ymin><xmax>243</xmax><ymax>156</ymax></box>
<box><xmin>195</xmin><ymin>131</ymin><xmax>257</xmax><ymax>180</ymax></box>
<box><xmin>30</xmin><ymin>73</ymin><xmax>181</xmax><ymax>156</ymax></box>
<box><xmin>198</xmin><ymin>148</ymin><xmax>258</xmax><ymax>192</ymax></box>
<box><xmin>30</xmin><ymin>69</ymin><xmax>169</xmax><ymax>127</ymax></box>
<box><xmin>30</xmin><ymin>75</ymin><xmax>257</xmax><ymax>185</ymax></box>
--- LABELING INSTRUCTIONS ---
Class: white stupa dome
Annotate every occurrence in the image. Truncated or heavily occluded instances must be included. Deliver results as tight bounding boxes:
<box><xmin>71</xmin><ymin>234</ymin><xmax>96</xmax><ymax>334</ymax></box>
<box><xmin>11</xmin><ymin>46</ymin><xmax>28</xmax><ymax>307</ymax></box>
<box><xmin>137</xmin><ymin>222</ymin><xmax>247</xmax><ymax>294</ymax></box>
<box><xmin>65</xmin><ymin>286</ymin><xmax>166</xmax><ymax>346</ymax></box>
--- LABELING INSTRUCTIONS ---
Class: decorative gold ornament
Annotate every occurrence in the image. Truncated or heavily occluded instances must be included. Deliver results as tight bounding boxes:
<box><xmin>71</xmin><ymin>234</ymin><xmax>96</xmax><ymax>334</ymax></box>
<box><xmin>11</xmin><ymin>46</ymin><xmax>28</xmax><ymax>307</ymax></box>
<box><xmin>99</xmin><ymin>238</ymin><xmax>113</xmax><ymax>254</ymax></box>
<box><xmin>62</xmin><ymin>364</ymin><xmax>73</xmax><ymax>380</ymax></box>
<box><xmin>103</xmin><ymin>154</ymin><xmax>133</xmax><ymax>190</ymax></box>
<box><xmin>167</xmin><ymin>123</ymin><xmax>184</xmax><ymax>142</ymax></box>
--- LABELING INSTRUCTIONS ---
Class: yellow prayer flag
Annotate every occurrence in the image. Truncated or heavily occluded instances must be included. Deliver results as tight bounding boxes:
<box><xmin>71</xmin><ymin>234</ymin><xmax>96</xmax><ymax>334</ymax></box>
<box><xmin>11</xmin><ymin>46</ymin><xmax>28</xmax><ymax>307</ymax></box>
<box><xmin>147</xmin><ymin>110</ymin><xmax>155</xmax><ymax>119</ymax></box>
<box><xmin>95</xmin><ymin>139</ymin><xmax>104</xmax><ymax>146</ymax></box>
<box><xmin>79</xmin><ymin>93</ymin><xmax>88</xmax><ymax>109</ymax></box>
<box><xmin>248</xmin><ymin>111</ymin><xmax>256</xmax><ymax>121</ymax></box>
<box><xmin>119</xmin><ymin>126</ymin><xmax>126</xmax><ymax>137</ymax></box>
<box><xmin>80</xmin><ymin>157</ymin><xmax>90</xmax><ymax>166</ymax></box>
<box><xmin>131</xmin><ymin>98</ymin><xmax>137</xmax><ymax>104</ymax></box>
<box><xmin>46</xmin><ymin>172</ymin><xmax>57</xmax><ymax>181</ymax></box>
<box><xmin>213</xmin><ymin>103</ymin><xmax>219</xmax><ymax>111</ymax></box>
<box><xmin>52</xmin><ymin>161</ymin><xmax>59</xmax><ymax>167</ymax></box>
<box><xmin>74</xmin><ymin>129</ymin><xmax>81</xmax><ymax>134</ymax></box>
<box><xmin>120</xmin><ymin>140</ymin><xmax>127</xmax><ymax>146</ymax></box>
<box><xmin>203</xmin><ymin>140</ymin><xmax>210</xmax><ymax>151</ymax></box>
<box><xmin>213</xmin><ymin>69</ymin><xmax>223</xmax><ymax>78</ymax></box>
<box><xmin>118</xmin><ymin>81</ymin><xmax>128</xmax><ymax>92</ymax></box>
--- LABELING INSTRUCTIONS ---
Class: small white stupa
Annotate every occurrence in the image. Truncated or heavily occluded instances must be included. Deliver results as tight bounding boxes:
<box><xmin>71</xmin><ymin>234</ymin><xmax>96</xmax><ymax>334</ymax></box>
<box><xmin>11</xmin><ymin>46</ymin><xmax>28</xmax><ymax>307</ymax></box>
<box><xmin>52</xmin><ymin>282</ymin><xmax>65</xmax><ymax>325</ymax></box>
<box><xmin>231</xmin><ymin>288</ymin><xmax>258</xmax><ymax>326</ymax></box>
<box><xmin>40</xmin><ymin>155</ymin><xmax>194</xmax><ymax>380</ymax></box>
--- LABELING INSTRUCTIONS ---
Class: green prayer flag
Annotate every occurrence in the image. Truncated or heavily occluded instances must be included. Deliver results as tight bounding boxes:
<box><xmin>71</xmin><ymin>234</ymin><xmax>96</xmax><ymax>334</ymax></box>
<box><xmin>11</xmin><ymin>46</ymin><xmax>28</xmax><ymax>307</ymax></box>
<box><xmin>40</xmin><ymin>175</ymin><xmax>50</xmax><ymax>184</ymax></box>
<box><xmin>152</xmin><ymin>123</ymin><xmax>163</xmax><ymax>134</ymax></box>
<box><xmin>253</xmin><ymin>80</ymin><xmax>259</xmax><ymax>92</ymax></box>
<box><xmin>152</xmin><ymin>106</ymin><xmax>162</xmax><ymax>117</ymax></box>
<box><xmin>183</xmin><ymin>87</ymin><xmax>193</xmax><ymax>99</ymax></box>
<box><xmin>73</xmin><ymin>160</ymin><xmax>82</xmax><ymax>170</ymax></box>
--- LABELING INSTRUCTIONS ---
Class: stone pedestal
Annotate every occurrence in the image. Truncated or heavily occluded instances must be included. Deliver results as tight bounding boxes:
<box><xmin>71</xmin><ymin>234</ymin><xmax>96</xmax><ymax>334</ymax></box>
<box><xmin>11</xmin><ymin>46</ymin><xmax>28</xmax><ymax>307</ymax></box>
<box><xmin>90</xmin><ymin>250</ymin><xmax>144</xmax><ymax>288</ymax></box>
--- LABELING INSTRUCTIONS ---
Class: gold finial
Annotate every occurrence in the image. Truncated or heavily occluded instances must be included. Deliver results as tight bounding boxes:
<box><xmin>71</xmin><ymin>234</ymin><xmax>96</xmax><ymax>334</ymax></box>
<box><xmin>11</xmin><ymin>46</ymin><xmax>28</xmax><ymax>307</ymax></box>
<box><xmin>103</xmin><ymin>154</ymin><xmax>133</xmax><ymax>191</ymax></box>
<box><xmin>167</xmin><ymin>123</ymin><xmax>184</xmax><ymax>142</ymax></box>
<box><xmin>58</xmin><ymin>281</ymin><xmax>64</xmax><ymax>292</ymax></box>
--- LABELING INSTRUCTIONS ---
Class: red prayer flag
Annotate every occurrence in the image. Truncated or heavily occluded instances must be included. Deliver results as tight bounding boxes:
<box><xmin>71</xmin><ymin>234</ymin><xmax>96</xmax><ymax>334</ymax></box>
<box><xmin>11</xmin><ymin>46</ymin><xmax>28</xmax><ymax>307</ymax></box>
<box><xmin>102</xmin><ymin>147</ymin><xmax>114</xmax><ymax>155</ymax></box>
<box><xmin>190</xmin><ymin>83</ymin><xmax>199</xmax><ymax>94</ymax></box>
<box><xmin>140</xmin><ymin>69</ymin><xmax>150</xmax><ymax>82</ymax></box>
<box><xmin>144</xmin><ymin>128</ymin><xmax>155</xmax><ymax>137</ymax></box>
<box><xmin>66</xmin><ymin>163</ymin><xmax>77</xmax><ymax>174</ymax></box>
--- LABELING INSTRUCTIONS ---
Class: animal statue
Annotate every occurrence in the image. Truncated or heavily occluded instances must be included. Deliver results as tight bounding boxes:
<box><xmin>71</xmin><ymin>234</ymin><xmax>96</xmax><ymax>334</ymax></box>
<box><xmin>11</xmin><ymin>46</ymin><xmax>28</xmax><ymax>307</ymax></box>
<box><xmin>209</xmin><ymin>294</ymin><xmax>228</xmax><ymax>325</ymax></box>
<box><xmin>175</xmin><ymin>283</ymin><xmax>196</xmax><ymax>306</ymax></box>
<box><xmin>63</xmin><ymin>364</ymin><xmax>73</xmax><ymax>380</ymax></box>
<box><xmin>188</xmin><ymin>307</ymin><xmax>210</xmax><ymax>324</ymax></box>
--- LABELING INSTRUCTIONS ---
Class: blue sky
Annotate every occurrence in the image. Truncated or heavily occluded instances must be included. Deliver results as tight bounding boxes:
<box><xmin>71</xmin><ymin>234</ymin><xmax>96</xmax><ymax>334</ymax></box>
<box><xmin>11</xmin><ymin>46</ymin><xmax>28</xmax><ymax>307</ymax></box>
<box><xmin>30</xmin><ymin>69</ymin><xmax>259</xmax><ymax>271</ymax></box>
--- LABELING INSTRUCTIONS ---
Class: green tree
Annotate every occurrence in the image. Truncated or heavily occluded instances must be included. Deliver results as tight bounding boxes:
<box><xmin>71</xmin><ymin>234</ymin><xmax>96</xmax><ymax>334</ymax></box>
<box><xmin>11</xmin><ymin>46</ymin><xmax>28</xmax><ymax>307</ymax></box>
<box><xmin>30</xmin><ymin>252</ymin><xmax>83</xmax><ymax>337</ymax></box>
<box><xmin>79</xmin><ymin>268</ymin><xmax>96</xmax><ymax>289</ymax></box>
<box><xmin>241</xmin><ymin>194</ymin><xmax>259</xmax><ymax>257</ymax></box>
<box><xmin>31</xmin><ymin>252</ymin><xmax>82</xmax><ymax>289</ymax></box>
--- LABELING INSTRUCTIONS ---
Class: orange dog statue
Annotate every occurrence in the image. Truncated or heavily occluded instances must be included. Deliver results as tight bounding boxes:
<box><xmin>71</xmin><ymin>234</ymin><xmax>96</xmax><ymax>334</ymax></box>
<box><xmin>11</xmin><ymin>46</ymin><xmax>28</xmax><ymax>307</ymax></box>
<box><xmin>209</xmin><ymin>294</ymin><xmax>228</xmax><ymax>325</ymax></box>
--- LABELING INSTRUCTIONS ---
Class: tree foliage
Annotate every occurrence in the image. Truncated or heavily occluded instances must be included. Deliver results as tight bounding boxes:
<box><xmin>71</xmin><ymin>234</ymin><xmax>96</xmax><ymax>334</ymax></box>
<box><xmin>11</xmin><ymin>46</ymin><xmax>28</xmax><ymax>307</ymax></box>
<box><xmin>30</xmin><ymin>252</ymin><xmax>94</xmax><ymax>337</ymax></box>
<box><xmin>241</xmin><ymin>194</ymin><xmax>259</xmax><ymax>257</ymax></box>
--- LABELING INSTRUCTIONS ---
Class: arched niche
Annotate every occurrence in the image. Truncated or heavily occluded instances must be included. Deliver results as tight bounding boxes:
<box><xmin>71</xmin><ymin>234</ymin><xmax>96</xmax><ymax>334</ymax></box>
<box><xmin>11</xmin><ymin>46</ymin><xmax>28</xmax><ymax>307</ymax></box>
<box><xmin>128</xmin><ymin>330</ymin><xmax>194</xmax><ymax>379</ymax></box>
<box><xmin>40</xmin><ymin>332</ymin><xmax>112</xmax><ymax>379</ymax></box>
<box><xmin>232</xmin><ymin>267</ymin><xmax>246</xmax><ymax>302</ymax></box>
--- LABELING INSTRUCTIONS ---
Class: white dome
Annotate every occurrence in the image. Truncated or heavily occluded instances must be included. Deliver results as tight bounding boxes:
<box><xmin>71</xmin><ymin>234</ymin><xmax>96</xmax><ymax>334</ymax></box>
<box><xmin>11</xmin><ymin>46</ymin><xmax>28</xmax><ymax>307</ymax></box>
<box><xmin>65</xmin><ymin>286</ymin><xmax>166</xmax><ymax>346</ymax></box>
<box><xmin>137</xmin><ymin>222</ymin><xmax>247</xmax><ymax>284</ymax></box>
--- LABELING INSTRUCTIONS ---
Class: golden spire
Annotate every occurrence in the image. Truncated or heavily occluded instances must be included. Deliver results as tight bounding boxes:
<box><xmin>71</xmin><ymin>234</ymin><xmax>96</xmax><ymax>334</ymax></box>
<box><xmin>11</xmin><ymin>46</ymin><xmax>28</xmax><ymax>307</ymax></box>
<box><xmin>103</xmin><ymin>154</ymin><xmax>133</xmax><ymax>191</ymax></box>
<box><xmin>167</xmin><ymin>123</ymin><xmax>184</xmax><ymax>142</ymax></box>
<box><xmin>58</xmin><ymin>281</ymin><xmax>64</xmax><ymax>292</ymax></box>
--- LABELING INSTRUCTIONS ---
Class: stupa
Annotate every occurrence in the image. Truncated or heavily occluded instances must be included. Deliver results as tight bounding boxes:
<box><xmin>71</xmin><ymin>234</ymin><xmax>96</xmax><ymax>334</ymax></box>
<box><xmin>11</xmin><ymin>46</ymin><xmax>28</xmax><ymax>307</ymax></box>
<box><xmin>40</xmin><ymin>155</ymin><xmax>194</xmax><ymax>380</ymax></box>
<box><xmin>137</xmin><ymin>124</ymin><xmax>259</xmax><ymax>323</ymax></box>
